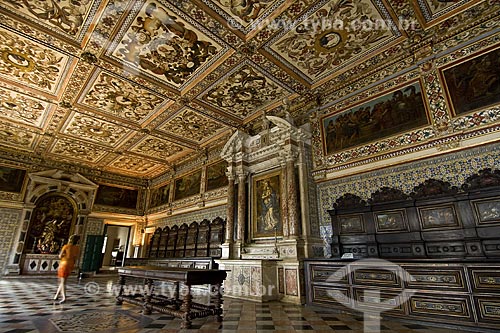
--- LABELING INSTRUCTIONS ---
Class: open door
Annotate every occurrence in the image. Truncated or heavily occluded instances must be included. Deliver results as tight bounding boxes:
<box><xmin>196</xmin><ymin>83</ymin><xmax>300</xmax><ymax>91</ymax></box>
<box><xmin>81</xmin><ymin>235</ymin><xmax>105</xmax><ymax>273</ymax></box>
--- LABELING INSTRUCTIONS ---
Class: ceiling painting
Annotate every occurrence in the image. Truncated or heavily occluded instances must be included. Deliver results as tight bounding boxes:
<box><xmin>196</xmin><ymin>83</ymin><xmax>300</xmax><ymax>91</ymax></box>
<box><xmin>265</xmin><ymin>0</ymin><xmax>400</xmax><ymax>85</ymax></box>
<box><xmin>49</xmin><ymin>138</ymin><xmax>108</xmax><ymax>163</ymax></box>
<box><xmin>414</xmin><ymin>0</ymin><xmax>482</xmax><ymax>27</ymax></box>
<box><xmin>129</xmin><ymin>135</ymin><xmax>190</xmax><ymax>161</ymax></box>
<box><xmin>108</xmin><ymin>155</ymin><xmax>163</xmax><ymax>176</ymax></box>
<box><xmin>0</xmin><ymin>27</ymin><xmax>74</xmax><ymax>96</ymax></box>
<box><xmin>0</xmin><ymin>88</ymin><xmax>52</xmax><ymax>128</ymax></box>
<box><xmin>198</xmin><ymin>0</ymin><xmax>288</xmax><ymax>38</ymax></box>
<box><xmin>109</xmin><ymin>0</ymin><xmax>228</xmax><ymax>91</ymax></box>
<box><xmin>77</xmin><ymin>69</ymin><xmax>171</xmax><ymax>126</ymax></box>
<box><xmin>158</xmin><ymin>107</ymin><xmax>227</xmax><ymax>142</ymax></box>
<box><xmin>0</xmin><ymin>123</ymin><xmax>37</xmax><ymax>151</ymax></box>
<box><xmin>0</xmin><ymin>0</ymin><xmax>494</xmax><ymax>180</ymax></box>
<box><xmin>0</xmin><ymin>0</ymin><xmax>101</xmax><ymax>44</ymax></box>
<box><xmin>199</xmin><ymin>62</ymin><xmax>289</xmax><ymax>119</ymax></box>
<box><xmin>60</xmin><ymin>112</ymin><xmax>132</xmax><ymax>147</ymax></box>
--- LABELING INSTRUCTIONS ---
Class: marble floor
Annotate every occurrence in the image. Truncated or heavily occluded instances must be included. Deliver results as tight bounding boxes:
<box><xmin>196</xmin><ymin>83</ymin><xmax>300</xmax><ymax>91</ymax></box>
<box><xmin>0</xmin><ymin>276</ymin><xmax>488</xmax><ymax>333</ymax></box>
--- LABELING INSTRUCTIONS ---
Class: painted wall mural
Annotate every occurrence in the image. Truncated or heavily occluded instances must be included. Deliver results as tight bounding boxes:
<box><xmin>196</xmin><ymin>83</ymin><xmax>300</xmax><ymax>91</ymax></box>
<box><xmin>150</xmin><ymin>183</ymin><xmax>170</xmax><ymax>208</ymax></box>
<box><xmin>321</xmin><ymin>81</ymin><xmax>429</xmax><ymax>155</ymax></box>
<box><xmin>94</xmin><ymin>184</ymin><xmax>138</xmax><ymax>209</ymax></box>
<box><xmin>442</xmin><ymin>47</ymin><xmax>500</xmax><ymax>116</ymax></box>
<box><xmin>0</xmin><ymin>166</ymin><xmax>25</xmax><ymax>193</ymax></box>
<box><xmin>206</xmin><ymin>160</ymin><xmax>228</xmax><ymax>192</ymax></box>
<box><xmin>174</xmin><ymin>170</ymin><xmax>202</xmax><ymax>201</ymax></box>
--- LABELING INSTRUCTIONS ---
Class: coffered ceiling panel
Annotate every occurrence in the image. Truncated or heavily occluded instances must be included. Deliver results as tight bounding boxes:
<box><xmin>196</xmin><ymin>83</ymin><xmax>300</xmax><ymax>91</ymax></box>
<box><xmin>0</xmin><ymin>123</ymin><xmax>38</xmax><ymax>151</ymax></box>
<box><xmin>263</xmin><ymin>0</ymin><xmax>401</xmax><ymax>85</ymax></box>
<box><xmin>129</xmin><ymin>135</ymin><xmax>190</xmax><ymax>161</ymax></box>
<box><xmin>199</xmin><ymin>62</ymin><xmax>290</xmax><ymax>119</ymax></box>
<box><xmin>0</xmin><ymin>0</ymin><xmax>101</xmax><ymax>44</ymax></box>
<box><xmin>0</xmin><ymin>88</ymin><xmax>53</xmax><ymax>128</ymax></box>
<box><xmin>77</xmin><ymin>69</ymin><xmax>172</xmax><ymax>126</ymax></box>
<box><xmin>48</xmin><ymin>137</ymin><xmax>109</xmax><ymax>163</ymax></box>
<box><xmin>60</xmin><ymin>112</ymin><xmax>132</xmax><ymax>147</ymax></box>
<box><xmin>158</xmin><ymin>107</ymin><xmax>227</xmax><ymax>142</ymax></box>
<box><xmin>0</xmin><ymin>27</ymin><xmax>75</xmax><ymax>97</ymax></box>
<box><xmin>106</xmin><ymin>0</ymin><xmax>230</xmax><ymax>92</ymax></box>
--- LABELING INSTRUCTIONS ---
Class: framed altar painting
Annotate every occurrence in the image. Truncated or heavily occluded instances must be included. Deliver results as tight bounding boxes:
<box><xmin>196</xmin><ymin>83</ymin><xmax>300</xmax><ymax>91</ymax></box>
<box><xmin>418</xmin><ymin>205</ymin><xmax>460</xmax><ymax>230</ymax></box>
<box><xmin>321</xmin><ymin>81</ymin><xmax>429</xmax><ymax>155</ymax></box>
<box><xmin>441</xmin><ymin>47</ymin><xmax>500</xmax><ymax>116</ymax></box>
<box><xmin>374</xmin><ymin>210</ymin><xmax>409</xmax><ymax>233</ymax></box>
<box><xmin>173</xmin><ymin>169</ymin><xmax>201</xmax><ymax>201</ymax></box>
<box><xmin>252</xmin><ymin>170</ymin><xmax>282</xmax><ymax>238</ymax></box>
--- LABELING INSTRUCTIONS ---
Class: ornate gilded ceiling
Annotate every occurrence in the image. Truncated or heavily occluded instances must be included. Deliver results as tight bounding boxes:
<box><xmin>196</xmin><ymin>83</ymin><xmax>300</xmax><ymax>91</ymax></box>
<box><xmin>0</xmin><ymin>0</ymin><xmax>493</xmax><ymax>178</ymax></box>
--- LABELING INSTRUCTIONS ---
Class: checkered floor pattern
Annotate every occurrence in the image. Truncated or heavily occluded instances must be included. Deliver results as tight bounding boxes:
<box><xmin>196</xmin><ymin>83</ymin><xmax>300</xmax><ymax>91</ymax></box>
<box><xmin>0</xmin><ymin>276</ymin><xmax>480</xmax><ymax>332</ymax></box>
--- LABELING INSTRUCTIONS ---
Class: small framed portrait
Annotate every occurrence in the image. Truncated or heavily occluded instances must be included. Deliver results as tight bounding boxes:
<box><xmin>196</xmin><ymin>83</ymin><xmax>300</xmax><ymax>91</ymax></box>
<box><xmin>339</xmin><ymin>214</ymin><xmax>365</xmax><ymax>234</ymax></box>
<box><xmin>374</xmin><ymin>210</ymin><xmax>409</xmax><ymax>233</ymax></box>
<box><xmin>473</xmin><ymin>198</ymin><xmax>500</xmax><ymax>225</ymax></box>
<box><xmin>418</xmin><ymin>205</ymin><xmax>460</xmax><ymax>230</ymax></box>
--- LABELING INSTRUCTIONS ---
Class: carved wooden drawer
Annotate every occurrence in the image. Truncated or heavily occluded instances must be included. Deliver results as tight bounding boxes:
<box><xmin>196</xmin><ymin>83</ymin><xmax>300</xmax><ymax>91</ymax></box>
<box><xmin>474</xmin><ymin>296</ymin><xmax>500</xmax><ymax>324</ymax></box>
<box><xmin>408</xmin><ymin>293</ymin><xmax>474</xmax><ymax>321</ymax></box>
<box><xmin>311</xmin><ymin>285</ymin><xmax>352</xmax><ymax>309</ymax></box>
<box><xmin>353</xmin><ymin>287</ymin><xmax>407</xmax><ymax>315</ymax></box>
<box><xmin>309</xmin><ymin>264</ymin><xmax>348</xmax><ymax>284</ymax></box>
<box><xmin>403</xmin><ymin>266</ymin><xmax>467</xmax><ymax>291</ymax></box>
<box><xmin>352</xmin><ymin>268</ymin><xmax>401</xmax><ymax>288</ymax></box>
<box><xmin>469</xmin><ymin>268</ymin><xmax>500</xmax><ymax>292</ymax></box>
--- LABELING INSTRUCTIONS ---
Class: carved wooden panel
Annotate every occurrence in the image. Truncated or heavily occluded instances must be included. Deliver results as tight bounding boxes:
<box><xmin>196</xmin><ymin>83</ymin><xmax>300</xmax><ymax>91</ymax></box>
<box><xmin>409</xmin><ymin>294</ymin><xmax>473</xmax><ymax>321</ymax></box>
<box><xmin>475</xmin><ymin>296</ymin><xmax>500</xmax><ymax>324</ymax></box>
<box><xmin>309</xmin><ymin>264</ymin><xmax>348</xmax><ymax>284</ymax></box>
<box><xmin>311</xmin><ymin>285</ymin><xmax>352</xmax><ymax>309</ymax></box>
<box><xmin>352</xmin><ymin>269</ymin><xmax>401</xmax><ymax>288</ymax></box>
<box><xmin>404</xmin><ymin>267</ymin><xmax>467</xmax><ymax>291</ymax></box>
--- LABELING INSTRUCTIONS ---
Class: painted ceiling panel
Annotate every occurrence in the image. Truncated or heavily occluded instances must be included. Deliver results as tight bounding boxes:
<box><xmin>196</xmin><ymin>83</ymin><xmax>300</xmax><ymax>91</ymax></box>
<box><xmin>0</xmin><ymin>88</ymin><xmax>52</xmax><ymax>128</ymax></box>
<box><xmin>159</xmin><ymin>107</ymin><xmax>227</xmax><ymax>142</ymax></box>
<box><xmin>77</xmin><ymin>69</ymin><xmax>171</xmax><ymax>125</ymax></box>
<box><xmin>49</xmin><ymin>138</ymin><xmax>109</xmax><ymax>163</ymax></box>
<box><xmin>0</xmin><ymin>122</ymin><xmax>37</xmax><ymax>151</ymax></box>
<box><xmin>129</xmin><ymin>135</ymin><xmax>190</xmax><ymax>161</ymax></box>
<box><xmin>61</xmin><ymin>112</ymin><xmax>132</xmax><ymax>147</ymax></box>
<box><xmin>109</xmin><ymin>0</ymin><xmax>228</xmax><ymax>90</ymax></box>
<box><xmin>200</xmin><ymin>62</ymin><xmax>289</xmax><ymax>119</ymax></box>
<box><xmin>0</xmin><ymin>0</ymin><xmax>100</xmax><ymax>43</ymax></box>
<box><xmin>266</xmin><ymin>0</ymin><xmax>399</xmax><ymax>84</ymax></box>
<box><xmin>0</xmin><ymin>27</ymin><xmax>73</xmax><ymax>96</ymax></box>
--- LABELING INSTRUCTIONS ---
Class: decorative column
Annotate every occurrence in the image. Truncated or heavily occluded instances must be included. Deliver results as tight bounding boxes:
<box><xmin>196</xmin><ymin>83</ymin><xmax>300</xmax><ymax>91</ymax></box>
<box><xmin>286</xmin><ymin>152</ymin><xmax>300</xmax><ymax>238</ymax></box>
<box><xmin>280</xmin><ymin>161</ymin><xmax>289</xmax><ymax>238</ymax></box>
<box><xmin>225</xmin><ymin>174</ymin><xmax>235</xmax><ymax>244</ymax></box>
<box><xmin>297</xmin><ymin>141</ymin><xmax>310</xmax><ymax>239</ymax></box>
<box><xmin>236</xmin><ymin>171</ymin><xmax>247</xmax><ymax>246</ymax></box>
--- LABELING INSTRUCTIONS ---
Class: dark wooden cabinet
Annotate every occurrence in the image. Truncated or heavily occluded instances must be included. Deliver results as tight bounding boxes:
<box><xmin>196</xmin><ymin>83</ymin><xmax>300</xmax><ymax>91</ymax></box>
<box><xmin>305</xmin><ymin>259</ymin><xmax>500</xmax><ymax>330</ymax></box>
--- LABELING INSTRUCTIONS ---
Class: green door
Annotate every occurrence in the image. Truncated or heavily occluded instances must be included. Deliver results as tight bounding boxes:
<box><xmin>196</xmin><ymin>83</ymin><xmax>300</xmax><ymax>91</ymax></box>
<box><xmin>81</xmin><ymin>235</ymin><xmax>104</xmax><ymax>272</ymax></box>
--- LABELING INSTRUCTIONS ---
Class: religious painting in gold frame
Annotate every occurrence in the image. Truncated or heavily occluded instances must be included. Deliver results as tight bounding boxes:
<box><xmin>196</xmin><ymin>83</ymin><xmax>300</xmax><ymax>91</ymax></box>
<box><xmin>252</xmin><ymin>170</ymin><xmax>282</xmax><ymax>239</ymax></box>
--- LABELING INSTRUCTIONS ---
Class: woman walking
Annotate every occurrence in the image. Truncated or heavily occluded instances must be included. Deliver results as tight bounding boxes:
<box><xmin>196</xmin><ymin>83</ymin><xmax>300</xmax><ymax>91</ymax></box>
<box><xmin>54</xmin><ymin>234</ymin><xmax>80</xmax><ymax>304</ymax></box>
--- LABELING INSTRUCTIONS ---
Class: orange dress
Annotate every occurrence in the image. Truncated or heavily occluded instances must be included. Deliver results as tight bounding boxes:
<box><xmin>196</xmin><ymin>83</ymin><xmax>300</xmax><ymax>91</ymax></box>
<box><xmin>58</xmin><ymin>244</ymin><xmax>80</xmax><ymax>278</ymax></box>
